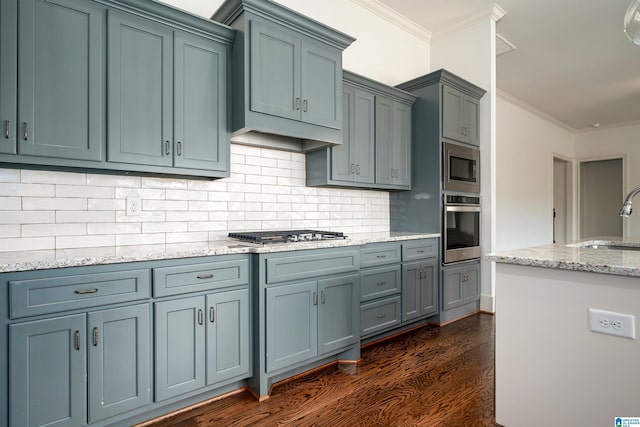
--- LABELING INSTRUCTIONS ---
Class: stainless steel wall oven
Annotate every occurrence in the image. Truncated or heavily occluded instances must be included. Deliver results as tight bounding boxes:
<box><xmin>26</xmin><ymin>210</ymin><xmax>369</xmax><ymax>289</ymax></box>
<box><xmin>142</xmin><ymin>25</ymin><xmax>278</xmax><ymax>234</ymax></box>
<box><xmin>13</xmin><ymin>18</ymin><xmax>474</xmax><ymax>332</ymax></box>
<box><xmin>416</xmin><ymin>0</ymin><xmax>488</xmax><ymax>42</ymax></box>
<box><xmin>443</xmin><ymin>195</ymin><xmax>481</xmax><ymax>263</ymax></box>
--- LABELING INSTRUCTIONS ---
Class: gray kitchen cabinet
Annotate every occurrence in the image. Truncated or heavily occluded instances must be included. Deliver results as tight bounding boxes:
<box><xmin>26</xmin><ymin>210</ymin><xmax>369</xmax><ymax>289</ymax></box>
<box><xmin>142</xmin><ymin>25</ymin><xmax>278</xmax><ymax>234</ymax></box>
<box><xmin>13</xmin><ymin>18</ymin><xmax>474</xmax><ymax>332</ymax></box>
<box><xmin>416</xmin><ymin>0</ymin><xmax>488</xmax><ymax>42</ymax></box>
<box><xmin>10</xmin><ymin>314</ymin><xmax>87</xmax><ymax>427</ymax></box>
<box><xmin>442</xmin><ymin>85</ymin><xmax>480</xmax><ymax>146</ymax></box>
<box><xmin>0</xmin><ymin>0</ymin><xmax>17</xmax><ymax>154</ymax></box>
<box><xmin>213</xmin><ymin>0</ymin><xmax>354</xmax><ymax>150</ymax></box>
<box><xmin>442</xmin><ymin>261</ymin><xmax>480</xmax><ymax>311</ymax></box>
<box><xmin>87</xmin><ymin>304</ymin><xmax>151</xmax><ymax>423</ymax></box>
<box><xmin>108</xmin><ymin>12</ymin><xmax>228</xmax><ymax>172</ymax></box>
<box><xmin>401</xmin><ymin>239</ymin><xmax>439</xmax><ymax>322</ymax></box>
<box><xmin>9</xmin><ymin>303</ymin><xmax>151</xmax><ymax>426</ymax></box>
<box><xmin>206</xmin><ymin>289</ymin><xmax>250</xmax><ymax>386</ymax></box>
<box><xmin>402</xmin><ymin>259</ymin><xmax>438</xmax><ymax>321</ymax></box>
<box><xmin>306</xmin><ymin>71</ymin><xmax>415</xmax><ymax>190</ymax></box>
<box><xmin>155</xmin><ymin>288</ymin><xmax>250</xmax><ymax>400</ymax></box>
<box><xmin>0</xmin><ymin>0</ymin><xmax>233</xmax><ymax>179</ymax></box>
<box><xmin>18</xmin><ymin>0</ymin><xmax>105</xmax><ymax>161</ymax></box>
<box><xmin>154</xmin><ymin>296</ymin><xmax>206</xmax><ymax>401</ymax></box>
<box><xmin>375</xmin><ymin>95</ymin><xmax>411</xmax><ymax>188</ymax></box>
<box><xmin>265</xmin><ymin>273</ymin><xmax>359</xmax><ymax>372</ymax></box>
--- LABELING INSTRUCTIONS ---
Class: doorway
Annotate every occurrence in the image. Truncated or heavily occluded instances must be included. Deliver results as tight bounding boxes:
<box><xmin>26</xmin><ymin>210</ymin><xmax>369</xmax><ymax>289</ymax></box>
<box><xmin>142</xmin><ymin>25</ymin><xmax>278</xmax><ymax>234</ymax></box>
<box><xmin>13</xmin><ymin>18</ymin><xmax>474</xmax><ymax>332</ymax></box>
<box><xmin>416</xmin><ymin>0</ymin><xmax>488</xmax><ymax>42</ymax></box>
<box><xmin>579</xmin><ymin>158</ymin><xmax>623</xmax><ymax>239</ymax></box>
<box><xmin>553</xmin><ymin>157</ymin><xmax>572</xmax><ymax>244</ymax></box>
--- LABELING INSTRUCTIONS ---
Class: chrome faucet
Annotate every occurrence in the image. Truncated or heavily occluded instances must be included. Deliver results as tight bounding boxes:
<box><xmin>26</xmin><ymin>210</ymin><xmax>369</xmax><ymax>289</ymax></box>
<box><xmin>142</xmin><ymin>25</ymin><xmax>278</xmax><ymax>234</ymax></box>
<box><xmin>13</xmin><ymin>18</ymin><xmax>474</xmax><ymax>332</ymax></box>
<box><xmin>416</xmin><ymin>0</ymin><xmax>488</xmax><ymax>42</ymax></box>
<box><xmin>619</xmin><ymin>187</ymin><xmax>640</xmax><ymax>217</ymax></box>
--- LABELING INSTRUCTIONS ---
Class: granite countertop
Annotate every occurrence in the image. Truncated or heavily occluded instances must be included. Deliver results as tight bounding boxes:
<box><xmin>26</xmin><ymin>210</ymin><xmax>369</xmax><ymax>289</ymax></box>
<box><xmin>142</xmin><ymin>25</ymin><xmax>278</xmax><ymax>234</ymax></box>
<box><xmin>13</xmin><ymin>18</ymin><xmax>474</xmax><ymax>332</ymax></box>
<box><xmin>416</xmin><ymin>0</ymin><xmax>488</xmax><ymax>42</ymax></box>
<box><xmin>486</xmin><ymin>239</ymin><xmax>640</xmax><ymax>277</ymax></box>
<box><xmin>0</xmin><ymin>232</ymin><xmax>440</xmax><ymax>273</ymax></box>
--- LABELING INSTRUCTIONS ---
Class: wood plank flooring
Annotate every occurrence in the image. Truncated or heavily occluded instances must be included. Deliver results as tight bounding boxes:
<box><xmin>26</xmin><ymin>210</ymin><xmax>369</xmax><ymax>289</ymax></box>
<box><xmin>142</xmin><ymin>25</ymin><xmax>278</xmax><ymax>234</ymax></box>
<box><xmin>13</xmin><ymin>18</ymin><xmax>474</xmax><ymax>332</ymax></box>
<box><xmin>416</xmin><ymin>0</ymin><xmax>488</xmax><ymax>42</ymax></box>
<box><xmin>144</xmin><ymin>313</ymin><xmax>498</xmax><ymax>427</ymax></box>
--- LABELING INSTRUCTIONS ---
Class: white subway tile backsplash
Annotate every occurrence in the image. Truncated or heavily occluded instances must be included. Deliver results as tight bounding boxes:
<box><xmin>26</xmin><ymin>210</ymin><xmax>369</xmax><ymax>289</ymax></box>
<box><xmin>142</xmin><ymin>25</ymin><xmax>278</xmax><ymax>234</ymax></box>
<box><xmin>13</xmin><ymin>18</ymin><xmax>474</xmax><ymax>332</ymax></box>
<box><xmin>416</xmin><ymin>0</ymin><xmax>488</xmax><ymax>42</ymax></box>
<box><xmin>0</xmin><ymin>197</ymin><xmax>20</xmax><ymax>210</ymax></box>
<box><xmin>0</xmin><ymin>183</ymin><xmax>55</xmax><ymax>197</ymax></box>
<box><xmin>23</xmin><ymin>223</ymin><xmax>86</xmax><ymax>237</ymax></box>
<box><xmin>0</xmin><ymin>146</ymin><xmax>390</xmax><ymax>255</ymax></box>
<box><xmin>23</xmin><ymin>197</ymin><xmax>87</xmax><ymax>211</ymax></box>
<box><xmin>0</xmin><ymin>249</ymin><xmax>55</xmax><ymax>264</ymax></box>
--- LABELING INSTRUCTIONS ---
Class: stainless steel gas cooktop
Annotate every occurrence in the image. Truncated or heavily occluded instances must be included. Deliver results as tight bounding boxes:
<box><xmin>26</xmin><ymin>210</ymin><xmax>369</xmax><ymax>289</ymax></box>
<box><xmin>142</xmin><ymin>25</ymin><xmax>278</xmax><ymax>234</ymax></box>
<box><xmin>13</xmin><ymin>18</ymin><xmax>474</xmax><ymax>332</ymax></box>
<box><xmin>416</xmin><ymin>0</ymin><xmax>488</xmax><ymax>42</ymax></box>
<box><xmin>228</xmin><ymin>230</ymin><xmax>346</xmax><ymax>244</ymax></box>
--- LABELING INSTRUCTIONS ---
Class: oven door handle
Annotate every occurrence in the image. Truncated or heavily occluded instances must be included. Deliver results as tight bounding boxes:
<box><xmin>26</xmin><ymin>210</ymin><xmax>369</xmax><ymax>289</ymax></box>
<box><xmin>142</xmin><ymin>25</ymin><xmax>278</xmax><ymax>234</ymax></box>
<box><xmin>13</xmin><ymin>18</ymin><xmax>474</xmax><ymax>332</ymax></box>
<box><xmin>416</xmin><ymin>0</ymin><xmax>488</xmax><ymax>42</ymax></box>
<box><xmin>445</xmin><ymin>206</ymin><xmax>481</xmax><ymax>213</ymax></box>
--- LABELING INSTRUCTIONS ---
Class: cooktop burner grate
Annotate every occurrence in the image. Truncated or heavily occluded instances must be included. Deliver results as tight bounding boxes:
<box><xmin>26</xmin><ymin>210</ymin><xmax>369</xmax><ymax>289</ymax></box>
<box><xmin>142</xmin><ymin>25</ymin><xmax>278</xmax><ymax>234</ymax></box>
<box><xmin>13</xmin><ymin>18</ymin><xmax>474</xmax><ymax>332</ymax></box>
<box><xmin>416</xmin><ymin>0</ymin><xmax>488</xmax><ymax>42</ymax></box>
<box><xmin>228</xmin><ymin>230</ymin><xmax>346</xmax><ymax>244</ymax></box>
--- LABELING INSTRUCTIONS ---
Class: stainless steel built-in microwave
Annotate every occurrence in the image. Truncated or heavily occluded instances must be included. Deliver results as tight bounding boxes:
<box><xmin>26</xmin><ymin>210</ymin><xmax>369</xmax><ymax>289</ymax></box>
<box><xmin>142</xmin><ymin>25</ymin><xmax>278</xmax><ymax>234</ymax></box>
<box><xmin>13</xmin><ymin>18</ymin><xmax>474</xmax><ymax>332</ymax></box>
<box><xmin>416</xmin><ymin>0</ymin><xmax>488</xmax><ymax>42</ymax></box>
<box><xmin>443</xmin><ymin>141</ymin><xmax>480</xmax><ymax>193</ymax></box>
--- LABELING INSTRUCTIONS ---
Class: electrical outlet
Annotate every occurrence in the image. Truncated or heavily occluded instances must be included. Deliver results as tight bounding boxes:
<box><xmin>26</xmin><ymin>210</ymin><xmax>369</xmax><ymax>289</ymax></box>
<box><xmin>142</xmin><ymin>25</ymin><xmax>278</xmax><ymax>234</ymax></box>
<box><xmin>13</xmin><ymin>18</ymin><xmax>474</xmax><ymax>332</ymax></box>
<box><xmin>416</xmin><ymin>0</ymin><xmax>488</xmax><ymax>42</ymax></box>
<box><xmin>126</xmin><ymin>197</ymin><xmax>141</xmax><ymax>216</ymax></box>
<box><xmin>588</xmin><ymin>308</ymin><xmax>636</xmax><ymax>339</ymax></box>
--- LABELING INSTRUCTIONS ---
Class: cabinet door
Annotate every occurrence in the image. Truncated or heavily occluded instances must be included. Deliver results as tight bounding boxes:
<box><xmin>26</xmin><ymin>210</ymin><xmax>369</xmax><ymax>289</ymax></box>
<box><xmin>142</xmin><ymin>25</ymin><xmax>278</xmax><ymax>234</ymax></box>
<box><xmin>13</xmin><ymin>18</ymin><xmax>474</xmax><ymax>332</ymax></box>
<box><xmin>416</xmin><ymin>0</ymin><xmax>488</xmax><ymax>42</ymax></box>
<box><xmin>18</xmin><ymin>0</ymin><xmax>104</xmax><ymax>161</ymax></box>
<box><xmin>88</xmin><ymin>304</ymin><xmax>151</xmax><ymax>423</ymax></box>
<box><xmin>318</xmin><ymin>273</ymin><xmax>359</xmax><ymax>354</ymax></box>
<box><xmin>301</xmin><ymin>37</ymin><xmax>341</xmax><ymax>129</ymax></box>
<box><xmin>206</xmin><ymin>289</ymin><xmax>250</xmax><ymax>386</ymax></box>
<box><xmin>352</xmin><ymin>88</ymin><xmax>375</xmax><ymax>184</ymax></box>
<box><xmin>174</xmin><ymin>30</ymin><xmax>228</xmax><ymax>171</ymax></box>
<box><xmin>0</xmin><ymin>0</ymin><xmax>16</xmax><ymax>154</ymax></box>
<box><xmin>250</xmin><ymin>19</ymin><xmax>300</xmax><ymax>121</ymax></box>
<box><xmin>442</xmin><ymin>85</ymin><xmax>465</xmax><ymax>143</ymax></box>
<box><xmin>463</xmin><ymin>96</ymin><xmax>480</xmax><ymax>146</ymax></box>
<box><xmin>330</xmin><ymin>86</ymin><xmax>354</xmax><ymax>182</ymax></box>
<box><xmin>419</xmin><ymin>260</ymin><xmax>438</xmax><ymax>317</ymax></box>
<box><xmin>107</xmin><ymin>10</ymin><xmax>173</xmax><ymax>167</ymax></box>
<box><xmin>442</xmin><ymin>266</ymin><xmax>464</xmax><ymax>311</ymax></box>
<box><xmin>392</xmin><ymin>100</ymin><xmax>411</xmax><ymax>187</ymax></box>
<box><xmin>10</xmin><ymin>314</ymin><xmax>86</xmax><ymax>427</ymax></box>
<box><xmin>375</xmin><ymin>95</ymin><xmax>394</xmax><ymax>185</ymax></box>
<box><xmin>463</xmin><ymin>264</ymin><xmax>481</xmax><ymax>304</ymax></box>
<box><xmin>266</xmin><ymin>281</ymin><xmax>317</xmax><ymax>372</ymax></box>
<box><xmin>155</xmin><ymin>296</ymin><xmax>206</xmax><ymax>401</ymax></box>
<box><xmin>402</xmin><ymin>261</ymin><xmax>420</xmax><ymax>322</ymax></box>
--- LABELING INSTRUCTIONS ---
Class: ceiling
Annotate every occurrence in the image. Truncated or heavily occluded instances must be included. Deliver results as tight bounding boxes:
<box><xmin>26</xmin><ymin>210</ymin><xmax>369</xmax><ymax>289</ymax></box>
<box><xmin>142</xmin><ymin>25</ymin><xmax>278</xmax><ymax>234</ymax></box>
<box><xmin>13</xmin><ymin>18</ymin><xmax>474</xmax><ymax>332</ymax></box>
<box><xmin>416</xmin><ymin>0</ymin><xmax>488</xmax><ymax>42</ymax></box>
<box><xmin>167</xmin><ymin>0</ymin><xmax>640</xmax><ymax>131</ymax></box>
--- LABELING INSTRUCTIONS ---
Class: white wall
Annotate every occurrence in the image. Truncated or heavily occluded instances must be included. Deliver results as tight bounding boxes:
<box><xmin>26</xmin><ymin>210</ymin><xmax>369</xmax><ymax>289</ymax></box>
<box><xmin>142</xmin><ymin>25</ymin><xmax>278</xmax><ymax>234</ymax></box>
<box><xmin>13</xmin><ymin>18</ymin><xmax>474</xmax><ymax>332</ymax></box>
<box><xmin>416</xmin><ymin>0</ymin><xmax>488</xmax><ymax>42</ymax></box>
<box><xmin>495</xmin><ymin>263</ymin><xmax>640</xmax><ymax>426</ymax></box>
<box><xmin>575</xmin><ymin>123</ymin><xmax>640</xmax><ymax>240</ymax></box>
<box><xmin>496</xmin><ymin>96</ymin><xmax>575</xmax><ymax>252</ymax></box>
<box><xmin>430</xmin><ymin>11</ymin><xmax>499</xmax><ymax>312</ymax></box>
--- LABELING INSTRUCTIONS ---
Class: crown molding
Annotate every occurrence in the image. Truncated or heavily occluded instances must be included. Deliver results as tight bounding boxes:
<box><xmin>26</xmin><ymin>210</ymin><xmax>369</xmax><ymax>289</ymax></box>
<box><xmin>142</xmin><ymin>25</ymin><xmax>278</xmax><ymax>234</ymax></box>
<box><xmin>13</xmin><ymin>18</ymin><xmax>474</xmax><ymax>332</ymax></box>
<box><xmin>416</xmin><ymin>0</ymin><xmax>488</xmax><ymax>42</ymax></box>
<box><xmin>432</xmin><ymin>4</ymin><xmax>506</xmax><ymax>42</ymax></box>
<box><xmin>350</xmin><ymin>0</ymin><xmax>432</xmax><ymax>43</ymax></box>
<box><xmin>497</xmin><ymin>89</ymin><xmax>576</xmax><ymax>133</ymax></box>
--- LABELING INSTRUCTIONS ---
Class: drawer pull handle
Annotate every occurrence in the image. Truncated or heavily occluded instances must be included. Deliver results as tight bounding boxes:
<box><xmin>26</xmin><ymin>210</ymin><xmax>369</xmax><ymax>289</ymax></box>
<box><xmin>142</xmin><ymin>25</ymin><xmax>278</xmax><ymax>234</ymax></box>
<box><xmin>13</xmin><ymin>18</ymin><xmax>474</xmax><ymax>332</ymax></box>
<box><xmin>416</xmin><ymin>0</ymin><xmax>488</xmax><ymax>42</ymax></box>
<box><xmin>74</xmin><ymin>330</ymin><xmax>81</xmax><ymax>351</ymax></box>
<box><xmin>197</xmin><ymin>274</ymin><xmax>214</xmax><ymax>280</ymax></box>
<box><xmin>416</xmin><ymin>250</ymin><xmax>425</xmax><ymax>253</ymax></box>
<box><xmin>74</xmin><ymin>288</ymin><xmax>98</xmax><ymax>295</ymax></box>
<box><xmin>376</xmin><ymin>281</ymin><xmax>386</xmax><ymax>286</ymax></box>
<box><xmin>210</xmin><ymin>307</ymin><xmax>215</xmax><ymax>323</ymax></box>
<box><xmin>376</xmin><ymin>314</ymin><xmax>386</xmax><ymax>319</ymax></box>
<box><xmin>376</xmin><ymin>255</ymin><xmax>386</xmax><ymax>259</ymax></box>
<box><xmin>93</xmin><ymin>327</ymin><xmax>99</xmax><ymax>346</ymax></box>
<box><xmin>198</xmin><ymin>309</ymin><xmax>204</xmax><ymax>326</ymax></box>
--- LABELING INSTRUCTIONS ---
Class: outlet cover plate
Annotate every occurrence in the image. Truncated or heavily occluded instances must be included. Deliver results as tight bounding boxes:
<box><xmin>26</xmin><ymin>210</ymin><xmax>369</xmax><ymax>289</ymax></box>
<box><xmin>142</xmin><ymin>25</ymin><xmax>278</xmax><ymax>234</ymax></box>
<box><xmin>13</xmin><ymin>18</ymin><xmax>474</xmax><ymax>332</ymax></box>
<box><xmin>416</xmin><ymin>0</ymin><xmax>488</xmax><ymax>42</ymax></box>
<box><xmin>126</xmin><ymin>197</ymin><xmax>141</xmax><ymax>216</ymax></box>
<box><xmin>588</xmin><ymin>308</ymin><xmax>636</xmax><ymax>339</ymax></box>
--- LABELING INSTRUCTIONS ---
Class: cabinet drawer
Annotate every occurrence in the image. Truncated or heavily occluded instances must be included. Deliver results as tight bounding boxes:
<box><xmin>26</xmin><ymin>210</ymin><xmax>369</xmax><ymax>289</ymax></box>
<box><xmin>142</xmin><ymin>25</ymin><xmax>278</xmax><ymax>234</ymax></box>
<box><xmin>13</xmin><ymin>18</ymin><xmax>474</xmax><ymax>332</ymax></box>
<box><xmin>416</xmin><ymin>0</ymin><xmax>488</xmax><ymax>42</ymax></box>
<box><xmin>10</xmin><ymin>269</ymin><xmax>151</xmax><ymax>318</ymax></box>
<box><xmin>360</xmin><ymin>296</ymin><xmax>401</xmax><ymax>337</ymax></box>
<box><xmin>360</xmin><ymin>243</ymin><xmax>401</xmax><ymax>268</ymax></box>
<box><xmin>265</xmin><ymin>249</ymin><xmax>359</xmax><ymax>284</ymax></box>
<box><xmin>360</xmin><ymin>265</ymin><xmax>400</xmax><ymax>302</ymax></box>
<box><xmin>153</xmin><ymin>258</ymin><xmax>249</xmax><ymax>297</ymax></box>
<box><xmin>403</xmin><ymin>239</ymin><xmax>437</xmax><ymax>262</ymax></box>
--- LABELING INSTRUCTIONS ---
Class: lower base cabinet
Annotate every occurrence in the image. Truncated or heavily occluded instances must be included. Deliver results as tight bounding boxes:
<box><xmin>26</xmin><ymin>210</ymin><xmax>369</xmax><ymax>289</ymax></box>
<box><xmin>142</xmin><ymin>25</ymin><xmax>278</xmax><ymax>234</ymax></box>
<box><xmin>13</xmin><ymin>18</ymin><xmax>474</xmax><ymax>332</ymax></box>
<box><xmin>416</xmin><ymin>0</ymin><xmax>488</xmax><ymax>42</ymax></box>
<box><xmin>402</xmin><ymin>259</ymin><xmax>438</xmax><ymax>321</ymax></box>
<box><xmin>442</xmin><ymin>261</ymin><xmax>480</xmax><ymax>311</ymax></box>
<box><xmin>266</xmin><ymin>273</ymin><xmax>359</xmax><ymax>372</ymax></box>
<box><xmin>9</xmin><ymin>304</ymin><xmax>151</xmax><ymax>426</ymax></box>
<box><xmin>155</xmin><ymin>288</ymin><xmax>249</xmax><ymax>401</ymax></box>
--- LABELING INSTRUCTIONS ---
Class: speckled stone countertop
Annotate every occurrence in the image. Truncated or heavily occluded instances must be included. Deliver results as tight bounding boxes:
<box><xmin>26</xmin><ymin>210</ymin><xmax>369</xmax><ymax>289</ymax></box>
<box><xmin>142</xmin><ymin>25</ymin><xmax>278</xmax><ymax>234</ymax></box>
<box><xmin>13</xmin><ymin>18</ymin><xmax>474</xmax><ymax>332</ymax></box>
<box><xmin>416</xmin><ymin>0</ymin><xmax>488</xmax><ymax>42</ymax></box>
<box><xmin>0</xmin><ymin>232</ymin><xmax>439</xmax><ymax>273</ymax></box>
<box><xmin>486</xmin><ymin>239</ymin><xmax>640</xmax><ymax>277</ymax></box>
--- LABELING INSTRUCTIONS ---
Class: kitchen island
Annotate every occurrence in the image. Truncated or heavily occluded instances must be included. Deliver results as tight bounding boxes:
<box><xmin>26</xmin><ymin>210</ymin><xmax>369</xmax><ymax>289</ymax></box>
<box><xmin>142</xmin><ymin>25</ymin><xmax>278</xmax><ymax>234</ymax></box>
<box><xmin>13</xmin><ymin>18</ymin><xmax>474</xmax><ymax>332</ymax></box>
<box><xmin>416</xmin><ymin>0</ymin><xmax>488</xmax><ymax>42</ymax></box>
<box><xmin>488</xmin><ymin>241</ymin><xmax>640</xmax><ymax>427</ymax></box>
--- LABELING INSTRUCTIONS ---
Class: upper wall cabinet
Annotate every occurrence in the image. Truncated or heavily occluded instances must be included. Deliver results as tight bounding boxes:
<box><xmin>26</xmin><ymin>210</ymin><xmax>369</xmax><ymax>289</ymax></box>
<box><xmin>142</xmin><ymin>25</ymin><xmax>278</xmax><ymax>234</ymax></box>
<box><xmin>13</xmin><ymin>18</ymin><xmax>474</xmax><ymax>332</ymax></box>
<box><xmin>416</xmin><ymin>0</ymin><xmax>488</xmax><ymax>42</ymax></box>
<box><xmin>0</xmin><ymin>0</ymin><xmax>234</xmax><ymax>178</ymax></box>
<box><xmin>213</xmin><ymin>0</ymin><xmax>355</xmax><ymax>152</ymax></box>
<box><xmin>306</xmin><ymin>71</ymin><xmax>415</xmax><ymax>190</ymax></box>
<box><xmin>442</xmin><ymin>85</ymin><xmax>480</xmax><ymax>146</ymax></box>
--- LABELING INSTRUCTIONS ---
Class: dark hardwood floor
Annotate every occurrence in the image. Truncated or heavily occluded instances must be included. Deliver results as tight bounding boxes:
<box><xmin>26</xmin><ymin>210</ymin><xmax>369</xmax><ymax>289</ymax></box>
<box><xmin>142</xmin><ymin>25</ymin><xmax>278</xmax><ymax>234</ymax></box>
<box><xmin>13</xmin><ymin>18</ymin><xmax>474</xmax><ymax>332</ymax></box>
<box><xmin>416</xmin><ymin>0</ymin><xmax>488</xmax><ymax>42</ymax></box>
<box><xmin>143</xmin><ymin>313</ymin><xmax>497</xmax><ymax>427</ymax></box>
